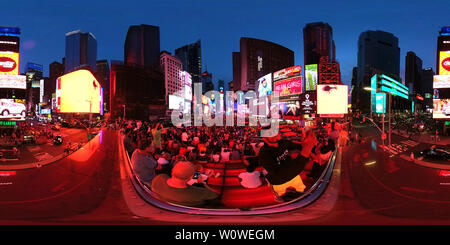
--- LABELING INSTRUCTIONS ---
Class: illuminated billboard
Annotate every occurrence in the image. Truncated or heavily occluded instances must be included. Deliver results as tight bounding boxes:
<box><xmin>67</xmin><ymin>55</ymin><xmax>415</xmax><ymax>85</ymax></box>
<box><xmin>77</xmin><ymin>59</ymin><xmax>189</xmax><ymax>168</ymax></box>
<box><xmin>274</xmin><ymin>76</ymin><xmax>302</xmax><ymax>97</ymax></box>
<box><xmin>0</xmin><ymin>74</ymin><xmax>26</xmax><ymax>89</ymax></box>
<box><xmin>56</xmin><ymin>70</ymin><xmax>102</xmax><ymax>113</ymax></box>
<box><xmin>278</xmin><ymin>100</ymin><xmax>301</xmax><ymax>118</ymax></box>
<box><xmin>168</xmin><ymin>95</ymin><xmax>184</xmax><ymax>110</ymax></box>
<box><xmin>273</xmin><ymin>65</ymin><xmax>301</xmax><ymax>82</ymax></box>
<box><xmin>0</xmin><ymin>51</ymin><xmax>19</xmax><ymax>75</ymax></box>
<box><xmin>433</xmin><ymin>75</ymin><xmax>450</xmax><ymax>119</ymax></box>
<box><xmin>257</xmin><ymin>73</ymin><xmax>272</xmax><ymax>97</ymax></box>
<box><xmin>317</xmin><ymin>84</ymin><xmax>348</xmax><ymax>115</ymax></box>
<box><xmin>305</xmin><ymin>64</ymin><xmax>317</xmax><ymax>91</ymax></box>
<box><xmin>439</xmin><ymin>51</ymin><xmax>450</xmax><ymax>75</ymax></box>
<box><xmin>371</xmin><ymin>93</ymin><xmax>386</xmax><ymax>114</ymax></box>
<box><xmin>0</xmin><ymin>98</ymin><xmax>26</xmax><ymax>119</ymax></box>
<box><xmin>299</xmin><ymin>91</ymin><xmax>317</xmax><ymax>115</ymax></box>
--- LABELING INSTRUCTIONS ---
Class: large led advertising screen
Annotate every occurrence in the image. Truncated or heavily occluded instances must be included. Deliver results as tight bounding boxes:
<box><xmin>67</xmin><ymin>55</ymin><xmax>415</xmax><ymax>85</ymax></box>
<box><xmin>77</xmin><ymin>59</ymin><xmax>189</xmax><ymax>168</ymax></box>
<box><xmin>0</xmin><ymin>98</ymin><xmax>26</xmax><ymax>119</ymax></box>
<box><xmin>257</xmin><ymin>73</ymin><xmax>272</xmax><ymax>97</ymax></box>
<box><xmin>0</xmin><ymin>75</ymin><xmax>26</xmax><ymax>89</ymax></box>
<box><xmin>0</xmin><ymin>51</ymin><xmax>19</xmax><ymax>75</ymax></box>
<box><xmin>433</xmin><ymin>75</ymin><xmax>450</xmax><ymax>119</ymax></box>
<box><xmin>273</xmin><ymin>65</ymin><xmax>301</xmax><ymax>82</ymax></box>
<box><xmin>56</xmin><ymin>70</ymin><xmax>102</xmax><ymax>113</ymax></box>
<box><xmin>317</xmin><ymin>84</ymin><xmax>348</xmax><ymax>115</ymax></box>
<box><xmin>439</xmin><ymin>51</ymin><xmax>450</xmax><ymax>75</ymax></box>
<box><xmin>182</xmin><ymin>71</ymin><xmax>192</xmax><ymax>100</ymax></box>
<box><xmin>277</xmin><ymin>100</ymin><xmax>301</xmax><ymax>119</ymax></box>
<box><xmin>299</xmin><ymin>91</ymin><xmax>317</xmax><ymax>115</ymax></box>
<box><xmin>305</xmin><ymin>64</ymin><xmax>317</xmax><ymax>91</ymax></box>
<box><xmin>168</xmin><ymin>95</ymin><xmax>184</xmax><ymax>110</ymax></box>
<box><xmin>274</xmin><ymin>76</ymin><xmax>302</xmax><ymax>97</ymax></box>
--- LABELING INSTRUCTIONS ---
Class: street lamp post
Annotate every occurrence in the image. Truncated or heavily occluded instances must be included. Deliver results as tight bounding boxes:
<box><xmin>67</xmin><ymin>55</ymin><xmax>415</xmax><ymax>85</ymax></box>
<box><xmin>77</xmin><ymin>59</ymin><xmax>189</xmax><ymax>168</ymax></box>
<box><xmin>364</xmin><ymin>87</ymin><xmax>387</xmax><ymax>147</ymax></box>
<box><xmin>122</xmin><ymin>104</ymin><xmax>126</xmax><ymax>120</ymax></box>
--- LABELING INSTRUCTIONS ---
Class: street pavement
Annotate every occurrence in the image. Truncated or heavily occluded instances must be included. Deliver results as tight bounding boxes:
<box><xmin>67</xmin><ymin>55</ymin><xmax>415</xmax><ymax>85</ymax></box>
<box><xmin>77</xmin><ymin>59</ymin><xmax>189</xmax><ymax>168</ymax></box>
<box><xmin>6</xmin><ymin>128</ymin><xmax>88</xmax><ymax>165</ymax></box>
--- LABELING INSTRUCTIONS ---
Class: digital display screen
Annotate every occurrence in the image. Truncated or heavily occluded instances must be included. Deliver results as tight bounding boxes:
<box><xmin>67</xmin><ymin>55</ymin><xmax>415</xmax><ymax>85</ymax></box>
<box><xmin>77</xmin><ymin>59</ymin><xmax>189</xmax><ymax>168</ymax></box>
<box><xmin>305</xmin><ymin>64</ymin><xmax>317</xmax><ymax>91</ymax></box>
<box><xmin>317</xmin><ymin>85</ymin><xmax>348</xmax><ymax>115</ymax></box>
<box><xmin>0</xmin><ymin>51</ymin><xmax>19</xmax><ymax>75</ymax></box>
<box><xmin>56</xmin><ymin>70</ymin><xmax>102</xmax><ymax>113</ymax></box>
<box><xmin>257</xmin><ymin>73</ymin><xmax>272</xmax><ymax>97</ymax></box>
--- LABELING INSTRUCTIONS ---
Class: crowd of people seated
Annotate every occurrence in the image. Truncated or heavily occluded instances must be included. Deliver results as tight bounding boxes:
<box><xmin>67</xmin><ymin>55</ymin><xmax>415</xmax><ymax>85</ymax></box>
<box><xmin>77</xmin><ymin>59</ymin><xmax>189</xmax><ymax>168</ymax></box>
<box><xmin>120</xmin><ymin>119</ymin><xmax>343</xmax><ymax>208</ymax></box>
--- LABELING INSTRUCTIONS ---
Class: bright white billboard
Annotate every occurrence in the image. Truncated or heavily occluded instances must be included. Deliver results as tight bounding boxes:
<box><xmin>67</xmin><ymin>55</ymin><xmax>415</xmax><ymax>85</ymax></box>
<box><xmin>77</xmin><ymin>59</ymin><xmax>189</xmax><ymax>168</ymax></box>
<box><xmin>0</xmin><ymin>75</ymin><xmax>26</xmax><ymax>89</ymax></box>
<box><xmin>317</xmin><ymin>84</ymin><xmax>348</xmax><ymax>115</ymax></box>
<box><xmin>433</xmin><ymin>75</ymin><xmax>450</xmax><ymax>119</ymax></box>
<box><xmin>169</xmin><ymin>95</ymin><xmax>184</xmax><ymax>110</ymax></box>
<box><xmin>257</xmin><ymin>73</ymin><xmax>272</xmax><ymax>97</ymax></box>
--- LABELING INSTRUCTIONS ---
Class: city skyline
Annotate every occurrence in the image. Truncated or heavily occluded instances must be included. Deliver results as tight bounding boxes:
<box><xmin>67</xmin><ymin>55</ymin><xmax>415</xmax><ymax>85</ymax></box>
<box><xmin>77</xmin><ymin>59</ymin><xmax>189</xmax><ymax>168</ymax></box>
<box><xmin>5</xmin><ymin>0</ymin><xmax>450</xmax><ymax>85</ymax></box>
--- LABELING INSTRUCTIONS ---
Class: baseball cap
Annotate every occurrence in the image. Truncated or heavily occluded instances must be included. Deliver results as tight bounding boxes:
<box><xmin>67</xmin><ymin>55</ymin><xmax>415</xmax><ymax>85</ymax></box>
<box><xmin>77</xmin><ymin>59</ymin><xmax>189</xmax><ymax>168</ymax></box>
<box><xmin>172</xmin><ymin>161</ymin><xmax>202</xmax><ymax>181</ymax></box>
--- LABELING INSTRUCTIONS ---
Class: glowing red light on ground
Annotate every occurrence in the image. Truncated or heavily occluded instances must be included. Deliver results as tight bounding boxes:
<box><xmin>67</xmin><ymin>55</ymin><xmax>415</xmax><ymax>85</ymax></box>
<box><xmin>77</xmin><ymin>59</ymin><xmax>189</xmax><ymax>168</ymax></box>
<box><xmin>0</xmin><ymin>171</ymin><xmax>16</xmax><ymax>176</ymax></box>
<box><xmin>439</xmin><ymin>170</ymin><xmax>450</xmax><ymax>177</ymax></box>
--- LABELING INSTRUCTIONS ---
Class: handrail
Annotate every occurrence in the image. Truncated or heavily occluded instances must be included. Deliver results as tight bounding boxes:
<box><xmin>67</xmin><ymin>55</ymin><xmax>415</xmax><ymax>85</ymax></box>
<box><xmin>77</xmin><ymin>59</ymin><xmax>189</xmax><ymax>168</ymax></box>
<box><xmin>121</xmin><ymin>131</ymin><xmax>338</xmax><ymax>216</ymax></box>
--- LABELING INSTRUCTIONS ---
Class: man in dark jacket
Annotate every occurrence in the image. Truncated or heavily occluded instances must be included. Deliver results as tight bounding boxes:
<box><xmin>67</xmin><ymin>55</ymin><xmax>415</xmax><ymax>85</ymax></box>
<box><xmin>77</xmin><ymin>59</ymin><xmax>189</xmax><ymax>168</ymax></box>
<box><xmin>259</xmin><ymin>126</ymin><xmax>317</xmax><ymax>198</ymax></box>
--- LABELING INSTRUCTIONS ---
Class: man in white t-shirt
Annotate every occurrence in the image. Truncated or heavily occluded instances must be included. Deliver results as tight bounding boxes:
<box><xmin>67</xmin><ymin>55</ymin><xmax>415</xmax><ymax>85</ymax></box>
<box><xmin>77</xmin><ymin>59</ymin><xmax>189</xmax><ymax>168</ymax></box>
<box><xmin>181</xmin><ymin>131</ymin><xmax>188</xmax><ymax>142</ymax></box>
<box><xmin>238</xmin><ymin>162</ymin><xmax>263</xmax><ymax>189</ymax></box>
<box><xmin>220</xmin><ymin>148</ymin><xmax>231</xmax><ymax>162</ymax></box>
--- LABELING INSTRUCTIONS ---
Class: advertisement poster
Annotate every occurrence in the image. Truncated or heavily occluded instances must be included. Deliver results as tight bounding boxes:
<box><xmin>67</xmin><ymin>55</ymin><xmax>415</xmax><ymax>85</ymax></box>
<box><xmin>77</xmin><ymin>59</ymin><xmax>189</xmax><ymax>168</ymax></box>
<box><xmin>299</xmin><ymin>91</ymin><xmax>316</xmax><ymax>114</ymax></box>
<box><xmin>305</xmin><ymin>64</ymin><xmax>317</xmax><ymax>91</ymax></box>
<box><xmin>274</xmin><ymin>77</ymin><xmax>303</xmax><ymax>97</ymax></box>
<box><xmin>439</xmin><ymin>51</ymin><xmax>450</xmax><ymax>75</ymax></box>
<box><xmin>273</xmin><ymin>65</ymin><xmax>301</xmax><ymax>82</ymax></box>
<box><xmin>0</xmin><ymin>51</ymin><xmax>19</xmax><ymax>75</ymax></box>
<box><xmin>0</xmin><ymin>74</ymin><xmax>26</xmax><ymax>89</ymax></box>
<box><xmin>0</xmin><ymin>98</ymin><xmax>26</xmax><ymax>119</ymax></box>
<box><xmin>257</xmin><ymin>73</ymin><xmax>272</xmax><ymax>97</ymax></box>
<box><xmin>433</xmin><ymin>75</ymin><xmax>450</xmax><ymax>119</ymax></box>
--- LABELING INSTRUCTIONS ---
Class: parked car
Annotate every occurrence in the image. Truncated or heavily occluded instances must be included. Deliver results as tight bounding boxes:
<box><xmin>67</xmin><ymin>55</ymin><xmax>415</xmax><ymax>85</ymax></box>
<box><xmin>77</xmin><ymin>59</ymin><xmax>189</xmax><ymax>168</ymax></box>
<box><xmin>23</xmin><ymin>135</ymin><xmax>35</xmax><ymax>144</ymax></box>
<box><xmin>413</xmin><ymin>147</ymin><xmax>450</xmax><ymax>162</ymax></box>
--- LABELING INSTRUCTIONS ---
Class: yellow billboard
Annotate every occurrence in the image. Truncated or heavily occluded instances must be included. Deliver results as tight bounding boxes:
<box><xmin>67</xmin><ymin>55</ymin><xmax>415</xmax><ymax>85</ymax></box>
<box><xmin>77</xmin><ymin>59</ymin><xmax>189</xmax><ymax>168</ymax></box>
<box><xmin>56</xmin><ymin>70</ymin><xmax>102</xmax><ymax>113</ymax></box>
<box><xmin>439</xmin><ymin>51</ymin><xmax>450</xmax><ymax>75</ymax></box>
<box><xmin>0</xmin><ymin>52</ymin><xmax>19</xmax><ymax>75</ymax></box>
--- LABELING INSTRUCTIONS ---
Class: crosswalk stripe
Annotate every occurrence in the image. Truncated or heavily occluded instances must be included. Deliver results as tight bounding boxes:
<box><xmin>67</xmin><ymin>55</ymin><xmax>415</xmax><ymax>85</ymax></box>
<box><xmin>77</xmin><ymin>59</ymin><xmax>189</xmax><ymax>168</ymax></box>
<box><xmin>387</xmin><ymin>146</ymin><xmax>398</xmax><ymax>154</ymax></box>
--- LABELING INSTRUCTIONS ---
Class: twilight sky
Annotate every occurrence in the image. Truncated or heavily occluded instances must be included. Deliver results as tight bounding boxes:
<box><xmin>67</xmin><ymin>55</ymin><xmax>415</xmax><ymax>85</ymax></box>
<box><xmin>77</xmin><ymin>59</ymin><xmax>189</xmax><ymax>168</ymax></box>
<box><xmin>4</xmin><ymin>0</ymin><xmax>450</xmax><ymax>88</ymax></box>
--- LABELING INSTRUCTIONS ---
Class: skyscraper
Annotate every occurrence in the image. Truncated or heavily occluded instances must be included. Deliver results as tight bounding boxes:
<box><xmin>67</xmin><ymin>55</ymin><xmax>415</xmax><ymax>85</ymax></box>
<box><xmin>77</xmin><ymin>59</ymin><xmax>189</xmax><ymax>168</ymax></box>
<box><xmin>160</xmin><ymin>51</ymin><xmax>183</xmax><ymax>104</ymax></box>
<box><xmin>405</xmin><ymin>51</ymin><xmax>423</xmax><ymax>95</ymax></box>
<box><xmin>237</xmin><ymin>37</ymin><xmax>294</xmax><ymax>91</ymax></box>
<box><xmin>357</xmin><ymin>30</ymin><xmax>400</xmax><ymax>83</ymax></box>
<box><xmin>65</xmin><ymin>30</ymin><xmax>97</xmax><ymax>73</ymax></box>
<box><xmin>96</xmin><ymin>60</ymin><xmax>110</xmax><ymax>112</ymax></box>
<box><xmin>303</xmin><ymin>22</ymin><xmax>335</xmax><ymax>66</ymax></box>
<box><xmin>124</xmin><ymin>24</ymin><xmax>160</xmax><ymax>70</ymax></box>
<box><xmin>201</xmin><ymin>71</ymin><xmax>214</xmax><ymax>93</ymax></box>
<box><xmin>421</xmin><ymin>68</ymin><xmax>434</xmax><ymax>110</ymax></box>
<box><xmin>175</xmin><ymin>40</ymin><xmax>202</xmax><ymax>84</ymax></box>
<box><xmin>356</xmin><ymin>30</ymin><xmax>400</xmax><ymax>113</ymax></box>
<box><xmin>25</xmin><ymin>62</ymin><xmax>43</xmax><ymax>112</ymax></box>
<box><xmin>232</xmin><ymin>52</ymin><xmax>241</xmax><ymax>91</ymax></box>
<box><xmin>110</xmin><ymin>60</ymin><xmax>165</xmax><ymax>120</ymax></box>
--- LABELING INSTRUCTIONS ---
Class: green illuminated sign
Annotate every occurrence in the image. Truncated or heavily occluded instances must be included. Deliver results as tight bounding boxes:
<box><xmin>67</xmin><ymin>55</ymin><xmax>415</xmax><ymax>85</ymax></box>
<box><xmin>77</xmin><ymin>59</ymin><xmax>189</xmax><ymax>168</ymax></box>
<box><xmin>0</xmin><ymin>121</ymin><xmax>17</xmax><ymax>126</ymax></box>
